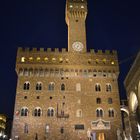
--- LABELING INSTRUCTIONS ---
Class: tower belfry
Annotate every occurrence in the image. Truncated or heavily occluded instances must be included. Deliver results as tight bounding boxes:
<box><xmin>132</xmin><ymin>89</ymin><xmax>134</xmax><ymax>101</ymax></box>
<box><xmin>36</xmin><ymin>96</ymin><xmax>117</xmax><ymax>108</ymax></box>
<box><xmin>66</xmin><ymin>0</ymin><xmax>87</xmax><ymax>52</ymax></box>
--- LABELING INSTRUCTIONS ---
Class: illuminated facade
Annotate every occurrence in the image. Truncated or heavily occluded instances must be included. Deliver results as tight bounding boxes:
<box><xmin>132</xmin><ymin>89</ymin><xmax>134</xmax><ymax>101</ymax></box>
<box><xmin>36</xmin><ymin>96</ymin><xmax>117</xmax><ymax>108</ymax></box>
<box><xmin>12</xmin><ymin>0</ymin><xmax>122</xmax><ymax>139</ymax></box>
<box><xmin>0</xmin><ymin>114</ymin><xmax>6</xmax><ymax>136</ymax></box>
<box><xmin>124</xmin><ymin>51</ymin><xmax>140</xmax><ymax>139</ymax></box>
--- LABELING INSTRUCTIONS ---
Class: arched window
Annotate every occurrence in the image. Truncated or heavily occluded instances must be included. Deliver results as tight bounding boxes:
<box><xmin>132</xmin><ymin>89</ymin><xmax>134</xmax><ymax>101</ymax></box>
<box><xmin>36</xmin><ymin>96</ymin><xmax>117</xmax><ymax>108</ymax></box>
<box><xmin>106</xmin><ymin>83</ymin><xmax>112</xmax><ymax>92</ymax></box>
<box><xmin>48</xmin><ymin>82</ymin><xmax>55</xmax><ymax>91</ymax></box>
<box><xmin>21</xmin><ymin>107</ymin><xmax>28</xmax><ymax>116</ymax></box>
<box><xmin>108</xmin><ymin>108</ymin><xmax>115</xmax><ymax>117</ymax></box>
<box><xmin>23</xmin><ymin>82</ymin><xmax>30</xmax><ymax>90</ymax></box>
<box><xmin>76</xmin><ymin>109</ymin><xmax>82</xmax><ymax>117</ymax></box>
<box><xmin>96</xmin><ymin>98</ymin><xmax>101</xmax><ymax>104</ymax></box>
<box><xmin>36</xmin><ymin>82</ymin><xmax>42</xmax><ymax>90</ymax></box>
<box><xmin>76</xmin><ymin>83</ymin><xmax>81</xmax><ymax>91</ymax></box>
<box><xmin>95</xmin><ymin>83</ymin><xmax>101</xmax><ymax>92</ymax></box>
<box><xmin>47</xmin><ymin>108</ymin><xmax>54</xmax><ymax>117</ymax></box>
<box><xmin>96</xmin><ymin>108</ymin><xmax>103</xmax><ymax>117</ymax></box>
<box><xmin>34</xmin><ymin>107</ymin><xmax>42</xmax><ymax>117</ymax></box>
<box><xmin>61</xmin><ymin>84</ymin><xmax>65</xmax><ymax>91</ymax></box>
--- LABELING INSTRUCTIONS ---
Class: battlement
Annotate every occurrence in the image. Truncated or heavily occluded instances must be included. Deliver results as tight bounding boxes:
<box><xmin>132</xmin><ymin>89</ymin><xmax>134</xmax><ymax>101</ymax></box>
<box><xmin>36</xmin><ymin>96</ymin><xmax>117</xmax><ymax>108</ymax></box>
<box><xmin>18</xmin><ymin>47</ymin><xmax>117</xmax><ymax>55</ymax></box>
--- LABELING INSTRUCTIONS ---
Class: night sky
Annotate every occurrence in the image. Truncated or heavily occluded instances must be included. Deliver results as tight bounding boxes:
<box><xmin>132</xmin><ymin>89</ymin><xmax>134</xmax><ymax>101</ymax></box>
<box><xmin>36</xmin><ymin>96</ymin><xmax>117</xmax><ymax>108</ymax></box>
<box><xmin>0</xmin><ymin>0</ymin><xmax>140</xmax><ymax>118</ymax></box>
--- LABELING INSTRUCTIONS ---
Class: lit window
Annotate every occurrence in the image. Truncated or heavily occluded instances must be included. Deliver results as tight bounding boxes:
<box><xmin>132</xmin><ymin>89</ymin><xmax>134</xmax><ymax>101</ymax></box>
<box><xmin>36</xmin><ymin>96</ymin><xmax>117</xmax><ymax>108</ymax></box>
<box><xmin>59</xmin><ymin>58</ymin><xmax>63</xmax><ymax>63</ymax></box>
<box><xmin>21</xmin><ymin>57</ymin><xmax>25</xmax><ymax>62</ymax></box>
<box><xmin>52</xmin><ymin>58</ymin><xmax>56</xmax><ymax>61</ymax></box>
<box><xmin>95</xmin><ymin>59</ymin><xmax>99</xmax><ymax>64</ymax></box>
<box><xmin>69</xmin><ymin>5</ymin><xmax>73</xmax><ymax>8</ymax></box>
<box><xmin>44</xmin><ymin>57</ymin><xmax>48</xmax><ymax>61</ymax></box>
<box><xmin>103</xmin><ymin>58</ymin><xmax>106</xmax><ymax>64</ymax></box>
<box><xmin>111</xmin><ymin>61</ymin><xmax>115</xmax><ymax>65</ymax></box>
<box><xmin>29</xmin><ymin>57</ymin><xmax>33</xmax><ymax>61</ymax></box>
<box><xmin>81</xmin><ymin>5</ymin><xmax>84</xmax><ymax>8</ymax></box>
<box><xmin>36</xmin><ymin>57</ymin><xmax>41</xmax><ymax>61</ymax></box>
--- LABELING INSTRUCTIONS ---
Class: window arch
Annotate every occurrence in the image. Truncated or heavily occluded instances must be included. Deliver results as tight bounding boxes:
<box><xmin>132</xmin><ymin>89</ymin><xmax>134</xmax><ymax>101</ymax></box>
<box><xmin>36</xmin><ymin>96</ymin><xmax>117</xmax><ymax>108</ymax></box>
<box><xmin>34</xmin><ymin>107</ymin><xmax>42</xmax><ymax>117</ymax></box>
<box><xmin>106</xmin><ymin>83</ymin><xmax>112</xmax><ymax>92</ymax></box>
<box><xmin>76</xmin><ymin>109</ymin><xmax>82</xmax><ymax>117</ymax></box>
<box><xmin>47</xmin><ymin>107</ymin><xmax>54</xmax><ymax>117</ymax></box>
<box><xmin>36</xmin><ymin>82</ymin><xmax>42</xmax><ymax>90</ymax></box>
<box><xmin>21</xmin><ymin>107</ymin><xmax>28</xmax><ymax>116</ymax></box>
<box><xmin>96</xmin><ymin>108</ymin><xmax>103</xmax><ymax>117</ymax></box>
<box><xmin>61</xmin><ymin>84</ymin><xmax>65</xmax><ymax>91</ymax></box>
<box><xmin>23</xmin><ymin>82</ymin><xmax>30</xmax><ymax>90</ymax></box>
<box><xmin>76</xmin><ymin>83</ymin><xmax>81</xmax><ymax>91</ymax></box>
<box><xmin>48</xmin><ymin>82</ymin><xmax>55</xmax><ymax>91</ymax></box>
<box><xmin>95</xmin><ymin>83</ymin><xmax>101</xmax><ymax>92</ymax></box>
<box><xmin>108</xmin><ymin>108</ymin><xmax>115</xmax><ymax>117</ymax></box>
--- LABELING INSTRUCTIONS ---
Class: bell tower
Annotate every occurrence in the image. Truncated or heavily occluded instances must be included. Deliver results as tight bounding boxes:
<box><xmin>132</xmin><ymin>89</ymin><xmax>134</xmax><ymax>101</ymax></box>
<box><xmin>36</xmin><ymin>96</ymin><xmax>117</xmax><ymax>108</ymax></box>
<box><xmin>66</xmin><ymin>0</ymin><xmax>87</xmax><ymax>53</ymax></box>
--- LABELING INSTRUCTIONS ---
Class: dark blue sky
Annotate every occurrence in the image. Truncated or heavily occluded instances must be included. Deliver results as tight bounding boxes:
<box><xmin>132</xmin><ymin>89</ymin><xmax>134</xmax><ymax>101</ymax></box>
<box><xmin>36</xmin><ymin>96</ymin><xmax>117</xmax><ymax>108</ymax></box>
<box><xmin>0</xmin><ymin>0</ymin><xmax>140</xmax><ymax>118</ymax></box>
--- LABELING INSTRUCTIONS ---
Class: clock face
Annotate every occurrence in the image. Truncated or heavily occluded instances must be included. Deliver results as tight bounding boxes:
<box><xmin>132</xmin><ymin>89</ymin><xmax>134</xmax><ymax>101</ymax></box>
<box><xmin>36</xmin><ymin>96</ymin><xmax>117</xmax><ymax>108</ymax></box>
<box><xmin>72</xmin><ymin>42</ymin><xmax>84</xmax><ymax>52</ymax></box>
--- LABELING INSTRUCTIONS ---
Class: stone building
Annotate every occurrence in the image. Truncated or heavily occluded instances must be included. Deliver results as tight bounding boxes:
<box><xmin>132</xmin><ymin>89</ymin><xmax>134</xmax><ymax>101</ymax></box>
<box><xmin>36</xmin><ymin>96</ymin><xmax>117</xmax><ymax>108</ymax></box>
<box><xmin>124</xmin><ymin>51</ymin><xmax>140</xmax><ymax>139</ymax></box>
<box><xmin>0</xmin><ymin>114</ymin><xmax>6</xmax><ymax>137</ymax></box>
<box><xmin>12</xmin><ymin>0</ymin><xmax>122</xmax><ymax>140</ymax></box>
